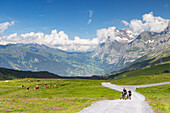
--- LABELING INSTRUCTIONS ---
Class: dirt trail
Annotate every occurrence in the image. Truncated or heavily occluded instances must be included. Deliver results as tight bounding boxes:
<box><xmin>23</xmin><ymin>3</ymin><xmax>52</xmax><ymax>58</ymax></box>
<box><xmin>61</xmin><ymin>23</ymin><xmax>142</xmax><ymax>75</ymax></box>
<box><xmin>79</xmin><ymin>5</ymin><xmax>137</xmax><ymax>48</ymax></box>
<box><xmin>79</xmin><ymin>82</ymin><xmax>170</xmax><ymax>113</ymax></box>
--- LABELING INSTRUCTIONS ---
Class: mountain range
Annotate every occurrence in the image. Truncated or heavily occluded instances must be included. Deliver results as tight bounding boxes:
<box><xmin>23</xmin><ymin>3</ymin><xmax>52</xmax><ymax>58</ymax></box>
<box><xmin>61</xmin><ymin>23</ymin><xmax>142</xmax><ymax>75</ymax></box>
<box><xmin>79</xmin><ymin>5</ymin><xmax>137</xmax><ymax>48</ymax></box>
<box><xmin>94</xmin><ymin>23</ymin><xmax>170</xmax><ymax>71</ymax></box>
<box><xmin>0</xmin><ymin>43</ymin><xmax>112</xmax><ymax>76</ymax></box>
<box><xmin>0</xmin><ymin>24</ymin><xmax>169</xmax><ymax>76</ymax></box>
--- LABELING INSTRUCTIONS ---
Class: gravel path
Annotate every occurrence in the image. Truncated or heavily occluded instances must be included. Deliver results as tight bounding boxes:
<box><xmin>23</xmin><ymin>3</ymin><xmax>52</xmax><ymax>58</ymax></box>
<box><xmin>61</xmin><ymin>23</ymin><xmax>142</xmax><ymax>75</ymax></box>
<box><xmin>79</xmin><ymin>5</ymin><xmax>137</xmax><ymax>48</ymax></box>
<box><xmin>79</xmin><ymin>82</ymin><xmax>170</xmax><ymax>113</ymax></box>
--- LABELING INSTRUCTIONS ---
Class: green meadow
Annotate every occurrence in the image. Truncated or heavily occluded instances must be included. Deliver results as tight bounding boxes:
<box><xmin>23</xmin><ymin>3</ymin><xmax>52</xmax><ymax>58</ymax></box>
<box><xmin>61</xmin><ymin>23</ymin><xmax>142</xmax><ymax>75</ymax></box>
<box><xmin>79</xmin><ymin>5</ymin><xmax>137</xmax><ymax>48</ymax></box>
<box><xmin>0</xmin><ymin>79</ymin><xmax>120</xmax><ymax>113</ymax></box>
<box><xmin>137</xmin><ymin>84</ymin><xmax>170</xmax><ymax>113</ymax></box>
<box><xmin>0</xmin><ymin>73</ymin><xmax>169</xmax><ymax>113</ymax></box>
<box><xmin>108</xmin><ymin>63</ymin><xmax>170</xmax><ymax>80</ymax></box>
<box><xmin>111</xmin><ymin>73</ymin><xmax>170</xmax><ymax>85</ymax></box>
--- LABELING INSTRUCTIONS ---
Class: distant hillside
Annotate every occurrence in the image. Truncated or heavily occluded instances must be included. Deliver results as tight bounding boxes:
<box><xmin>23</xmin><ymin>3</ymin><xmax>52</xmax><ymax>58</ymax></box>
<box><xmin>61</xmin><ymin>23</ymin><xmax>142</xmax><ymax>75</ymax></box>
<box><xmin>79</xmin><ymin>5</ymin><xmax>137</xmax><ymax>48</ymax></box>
<box><xmin>105</xmin><ymin>63</ymin><xmax>170</xmax><ymax>80</ymax></box>
<box><xmin>104</xmin><ymin>42</ymin><xmax>170</xmax><ymax>79</ymax></box>
<box><xmin>0</xmin><ymin>67</ymin><xmax>105</xmax><ymax>80</ymax></box>
<box><xmin>0</xmin><ymin>67</ymin><xmax>62</xmax><ymax>80</ymax></box>
<box><xmin>0</xmin><ymin>44</ymin><xmax>109</xmax><ymax>76</ymax></box>
<box><xmin>118</xmin><ymin>49</ymin><xmax>170</xmax><ymax>72</ymax></box>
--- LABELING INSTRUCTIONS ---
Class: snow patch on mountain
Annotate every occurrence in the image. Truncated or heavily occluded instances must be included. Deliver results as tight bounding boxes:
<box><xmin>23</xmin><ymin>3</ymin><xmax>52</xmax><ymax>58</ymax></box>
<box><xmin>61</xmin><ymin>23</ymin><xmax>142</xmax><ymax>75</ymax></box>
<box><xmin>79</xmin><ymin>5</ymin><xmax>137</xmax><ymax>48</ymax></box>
<box><xmin>93</xmin><ymin>23</ymin><xmax>170</xmax><ymax>72</ymax></box>
<box><xmin>97</xmin><ymin>27</ymin><xmax>137</xmax><ymax>44</ymax></box>
<box><xmin>145</xmin><ymin>40</ymin><xmax>154</xmax><ymax>43</ymax></box>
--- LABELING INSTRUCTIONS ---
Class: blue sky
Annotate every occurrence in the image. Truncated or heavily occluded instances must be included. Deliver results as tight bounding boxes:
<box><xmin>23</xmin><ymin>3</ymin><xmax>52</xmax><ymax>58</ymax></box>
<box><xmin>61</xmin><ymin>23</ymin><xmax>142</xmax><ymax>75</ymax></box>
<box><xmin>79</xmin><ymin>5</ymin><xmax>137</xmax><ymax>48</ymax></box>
<box><xmin>0</xmin><ymin>0</ymin><xmax>170</xmax><ymax>39</ymax></box>
<box><xmin>0</xmin><ymin>0</ymin><xmax>170</xmax><ymax>51</ymax></box>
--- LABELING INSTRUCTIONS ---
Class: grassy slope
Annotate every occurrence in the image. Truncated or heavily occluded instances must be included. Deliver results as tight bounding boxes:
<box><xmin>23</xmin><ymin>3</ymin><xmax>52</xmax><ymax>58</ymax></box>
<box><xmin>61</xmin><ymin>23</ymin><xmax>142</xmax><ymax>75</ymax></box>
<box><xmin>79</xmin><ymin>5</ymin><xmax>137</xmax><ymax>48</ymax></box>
<box><xmin>137</xmin><ymin>84</ymin><xmax>170</xmax><ymax>113</ymax></box>
<box><xmin>0</xmin><ymin>67</ymin><xmax>61</xmax><ymax>80</ymax></box>
<box><xmin>0</xmin><ymin>79</ymin><xmax>120</xmax><ymax>113</ymax></box>
<box><xmin>120</xmin><ymin>49</ymin><xmax>170</xmax><ymax>73</ymax></box>
<box><xmin>108</xmin><ymin>63</ymin><xmax>170</xmax><ymax>79</ymax></box>
<box><xmin>111</xmin><ymin>73</ymin><xmax>170</xmax><ymax>85</ymax></box>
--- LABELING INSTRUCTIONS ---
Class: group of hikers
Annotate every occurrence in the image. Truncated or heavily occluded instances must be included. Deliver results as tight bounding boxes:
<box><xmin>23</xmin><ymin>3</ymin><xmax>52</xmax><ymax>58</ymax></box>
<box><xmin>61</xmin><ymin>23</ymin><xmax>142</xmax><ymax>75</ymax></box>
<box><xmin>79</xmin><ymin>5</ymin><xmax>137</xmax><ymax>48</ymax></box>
<box><xmin>120</xmin><ymin>88</ymin><xmax>132</xmax><ymax>100</ymax></box>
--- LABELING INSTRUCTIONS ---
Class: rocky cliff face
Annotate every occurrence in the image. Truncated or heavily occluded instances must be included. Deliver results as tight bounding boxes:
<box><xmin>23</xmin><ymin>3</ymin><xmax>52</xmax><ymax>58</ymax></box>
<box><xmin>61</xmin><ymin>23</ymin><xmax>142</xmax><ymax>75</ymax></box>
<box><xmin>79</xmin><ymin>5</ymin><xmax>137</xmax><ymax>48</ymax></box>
<box><xmin>94</xmin><ymin>23</ymin><xmax>170</xmax><ymax>71</ymax></box>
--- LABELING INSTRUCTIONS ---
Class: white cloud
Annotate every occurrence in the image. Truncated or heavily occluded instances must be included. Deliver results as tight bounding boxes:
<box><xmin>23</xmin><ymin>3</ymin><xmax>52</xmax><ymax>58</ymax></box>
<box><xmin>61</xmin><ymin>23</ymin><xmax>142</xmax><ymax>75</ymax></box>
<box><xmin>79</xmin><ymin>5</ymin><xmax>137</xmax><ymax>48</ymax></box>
<box><xmin>89</xmin><ymin>10</ymin><xmax>93</xmax><ymax>18</ymax></box>
<box><xmin>96</xmin><ymin>26</ymin><xmax>136</xmax><ymax>43</ymax></box>
<box><xmin>129</xmin><ymin>19</ymin><xmax>147</xmax><ymax>34</ymax></box>
<box><xmin>0</xmin><ymin>12</ymin><xmax>169</xmax><ymax>52</ymax></box>
<box><xmin>97</xmin><ymin>12</ymin><xmax>170</xmax><ymax>44</ymax></box>
<box><xmin>87</xmin><ymin>10</ymin><xmax>93</xmax><ymax>24</ymax></box>
<box><xmin>88</xmin><ymin>19</ymin><xmax>92</xmax><ymax>24</ymax></box>
<box><xmin>0</xmin><ymin>21</ymin><xmax>15</xmax><ymax>33</ymax></box>
<box><xmin>122</xmin><ymin>12</ymin><xmax>170</xmax><ymax>34</ymax></box>
<box><xmin>0</xmin><ymin>29</ymin><xmax>100</xmax><ymax>51</ymax></box>
<box><xmin>142</xmin><ymin>12</ymin><xmax>169</xmax><ymax>33</ymax></box>
<box><xmin>122</xmin><ymin>20</ymin><xmax>129</xmax><ymax>26</ymax></box>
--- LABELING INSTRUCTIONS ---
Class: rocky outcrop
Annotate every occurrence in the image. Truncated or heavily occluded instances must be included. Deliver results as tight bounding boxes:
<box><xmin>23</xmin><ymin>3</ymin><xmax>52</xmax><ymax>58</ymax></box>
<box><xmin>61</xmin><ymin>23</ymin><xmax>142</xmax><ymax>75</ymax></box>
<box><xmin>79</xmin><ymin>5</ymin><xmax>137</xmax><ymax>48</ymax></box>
<box><xmin>94</xmin><ymin>23</ymin><xmax>170</xmax><ymax>71</ymax></box>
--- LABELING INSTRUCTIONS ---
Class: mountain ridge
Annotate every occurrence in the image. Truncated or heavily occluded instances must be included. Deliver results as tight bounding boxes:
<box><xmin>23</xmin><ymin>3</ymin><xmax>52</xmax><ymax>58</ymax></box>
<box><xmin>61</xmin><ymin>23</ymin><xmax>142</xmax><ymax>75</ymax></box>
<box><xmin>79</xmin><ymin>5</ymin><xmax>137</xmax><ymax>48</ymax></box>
<box><xmin>94</xmin><ymin>23</ymin><xmax>170</xmax><ymax>72</ymax></box>
<box><xmin>0</xmin><ymin>43</ymin><xmax>110</xmax><ymax>76</ymax></box>
<box><xmin>0</xmin><ymin>24</ymin><xmax>169</xmax><ymax>76</ymax></box>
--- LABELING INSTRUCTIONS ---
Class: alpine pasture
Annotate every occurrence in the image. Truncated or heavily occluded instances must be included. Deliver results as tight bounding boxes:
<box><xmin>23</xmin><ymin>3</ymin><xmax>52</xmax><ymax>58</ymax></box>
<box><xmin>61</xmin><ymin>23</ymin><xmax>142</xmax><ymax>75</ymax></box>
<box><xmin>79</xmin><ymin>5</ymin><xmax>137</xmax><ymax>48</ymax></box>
<box><xmin>0</xmin><ymin>79</ymin><xmax>120</xmax><ymax>112</ymax></box>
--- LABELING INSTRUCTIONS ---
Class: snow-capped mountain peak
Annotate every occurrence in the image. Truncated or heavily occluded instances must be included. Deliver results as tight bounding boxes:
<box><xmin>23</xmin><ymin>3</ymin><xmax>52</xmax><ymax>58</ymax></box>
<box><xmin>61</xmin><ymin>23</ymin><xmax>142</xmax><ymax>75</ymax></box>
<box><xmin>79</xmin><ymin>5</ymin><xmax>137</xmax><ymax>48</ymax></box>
<box><xmin>94</xmin><ymin>23</ymin><xmax>170</xmax><ymax>70</ymax></box>
<box><xmin>98</xmin><ymin>27</ymin><xmax>137</xmax><ymax>44</ymax></box>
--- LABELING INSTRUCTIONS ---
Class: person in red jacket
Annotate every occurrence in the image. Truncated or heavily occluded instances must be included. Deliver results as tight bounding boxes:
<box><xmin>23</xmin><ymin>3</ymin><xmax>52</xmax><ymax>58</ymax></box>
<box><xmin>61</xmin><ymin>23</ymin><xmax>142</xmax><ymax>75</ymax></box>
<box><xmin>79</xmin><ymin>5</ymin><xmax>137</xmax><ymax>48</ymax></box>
<box><xmin>128</xmin><ymin>90</ymin><xmax>132</xmax><ymax>100</ymax></box>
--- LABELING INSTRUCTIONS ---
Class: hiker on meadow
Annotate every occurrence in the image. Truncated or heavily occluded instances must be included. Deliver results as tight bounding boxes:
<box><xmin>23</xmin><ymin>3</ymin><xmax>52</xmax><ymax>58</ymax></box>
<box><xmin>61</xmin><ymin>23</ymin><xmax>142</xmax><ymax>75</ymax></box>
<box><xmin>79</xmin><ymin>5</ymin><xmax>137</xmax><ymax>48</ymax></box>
<box><xmin>123</xmin><ymin>88</ymin><xmax>127</xmax><ymax>99</ymax></box>
<box><xmin>128</xmin><ymin>90</ymin><xmax>132</xmax><ymax>100</ymax></box>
